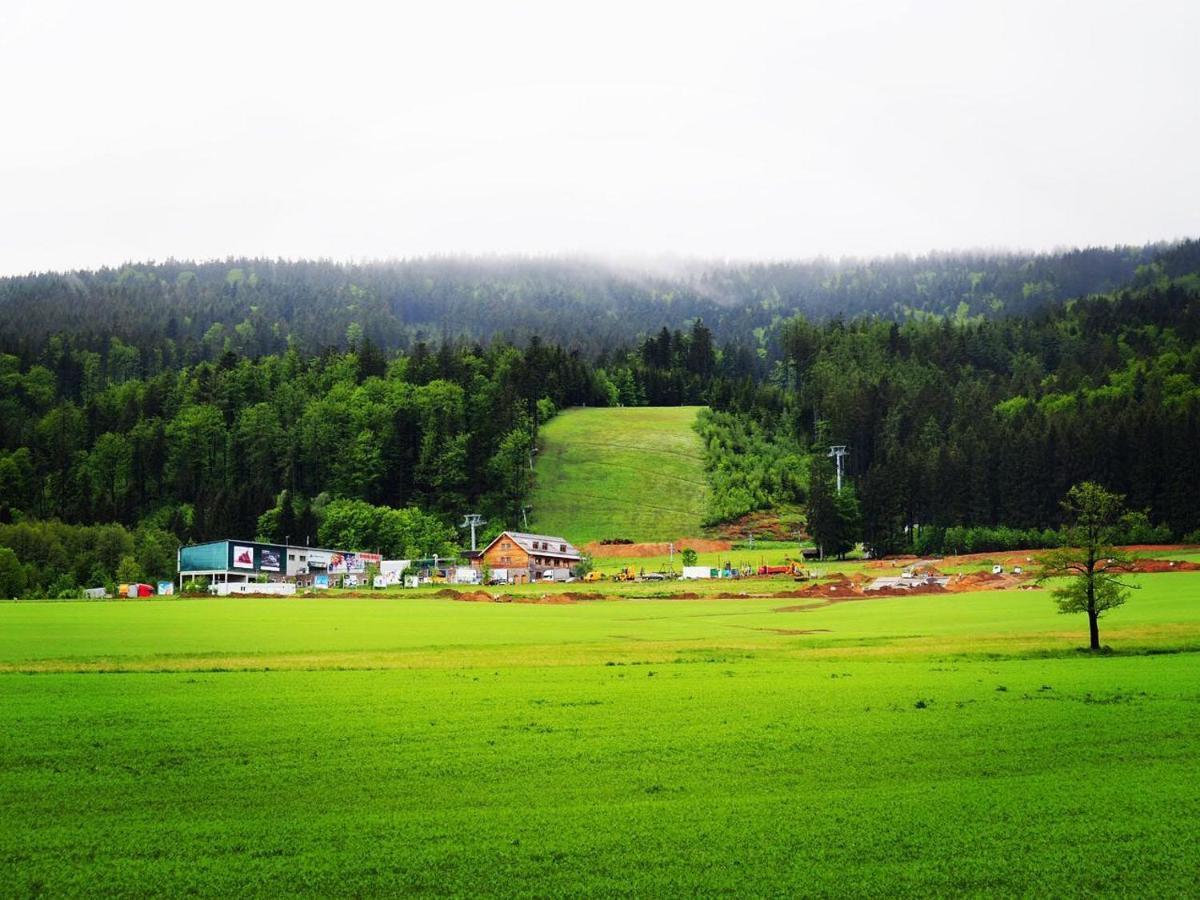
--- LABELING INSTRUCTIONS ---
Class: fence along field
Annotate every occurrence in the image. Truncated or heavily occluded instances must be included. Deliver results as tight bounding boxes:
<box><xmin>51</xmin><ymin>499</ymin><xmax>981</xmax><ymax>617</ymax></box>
<box><xmin>528</xmin><ymin>406</ymin><xmax>711</xmax><ymax>544</ymax></box>
<box><xmin>1</xmin><ymin>569</ymin><xmax>1199</xmax><ymax>895</ymax></box>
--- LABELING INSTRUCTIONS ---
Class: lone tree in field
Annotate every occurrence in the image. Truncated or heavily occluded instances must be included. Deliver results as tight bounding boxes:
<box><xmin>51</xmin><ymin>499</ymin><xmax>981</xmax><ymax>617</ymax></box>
<box><xmin>1037</xmin><ymin>482</ymin><xmax>1137</xmax><ymax>651</ymax></box>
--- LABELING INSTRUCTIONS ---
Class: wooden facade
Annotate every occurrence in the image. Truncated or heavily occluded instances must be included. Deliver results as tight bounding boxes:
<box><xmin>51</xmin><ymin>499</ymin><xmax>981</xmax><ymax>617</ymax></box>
<box><xmin>480</xmin><ymin>536</ymin><xmax>531</xmax><ymax>571</ymax></box>
<box><xmin>475</xmin><ymin>531</ymin><xmax>581</xmax><ymax>576</ymax></box>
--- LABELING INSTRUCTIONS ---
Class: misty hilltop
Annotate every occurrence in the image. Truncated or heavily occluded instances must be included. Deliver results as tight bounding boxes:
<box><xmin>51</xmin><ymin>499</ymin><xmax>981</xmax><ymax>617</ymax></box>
<box><xmin>0</xmin><ymin>243</ymin><xmax>1179</xmax><ymax>358</ymax></box>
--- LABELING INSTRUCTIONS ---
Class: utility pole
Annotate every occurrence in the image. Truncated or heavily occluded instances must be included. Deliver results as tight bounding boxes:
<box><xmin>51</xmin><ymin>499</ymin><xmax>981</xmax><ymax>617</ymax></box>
<box><xmin>669</xmin><ymin>542</ymin><xmax>674</xmax><ymax>573</ymax></box>
<box><xmin>528</xmin><ymin>446</ymin><xmax>539</xmax><ymax>471</ymax></box>
<box><xmin>520</xmin><ymin>505</ymin><xmax>532</xmax><ymax>531</ymax></box>
<box><xmin>460</xmin><ymin>513</ymin><xmax>486</xmax><ymax>551</ymax></box>
<box><xmin>828</xmin><ymin>445</ymin><xmax>848</xmax><ymax>493</ymax></box>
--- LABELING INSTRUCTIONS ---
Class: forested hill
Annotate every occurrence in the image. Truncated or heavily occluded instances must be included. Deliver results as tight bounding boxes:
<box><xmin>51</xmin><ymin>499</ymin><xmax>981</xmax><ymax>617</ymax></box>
<box><xmin>0</xmin><ymin>240</ymin><xmax>1198</xmax><ymax>594</ymax></box>
<box><xmin>0</xmin><ymin>244</ymin><xmax>1164</xmax><ymax>361</ymax></box>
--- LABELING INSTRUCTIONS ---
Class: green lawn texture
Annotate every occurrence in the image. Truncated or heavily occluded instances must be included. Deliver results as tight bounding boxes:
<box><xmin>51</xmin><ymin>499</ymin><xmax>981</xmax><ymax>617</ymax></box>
<box><xmin>1</xmin><ymin>570</ymin><xmax>1199</xmax><ymax>896</ymax></box>
<box><xmin>529</xmin><ymin>406</ymin><xmax>710</xmax><ymax>544</ymax></box>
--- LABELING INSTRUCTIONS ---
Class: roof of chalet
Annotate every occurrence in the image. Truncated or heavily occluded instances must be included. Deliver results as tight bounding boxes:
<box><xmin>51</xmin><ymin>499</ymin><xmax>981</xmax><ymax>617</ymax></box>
<box><xmin>481</xmin><ymin>530</ymin><xmax>582</xmax><ymax>561</ymax></box>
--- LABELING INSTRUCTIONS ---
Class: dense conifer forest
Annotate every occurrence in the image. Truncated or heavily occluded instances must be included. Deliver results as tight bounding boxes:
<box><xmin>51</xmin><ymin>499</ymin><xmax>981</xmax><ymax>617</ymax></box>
<box><xmin>0</xmin><ymin>245</ymin><xmax>1161</xmax><ymax>359</ymax></box>
<box><xmin>0</xmin><ymin>241</ymin><xmax>1197</xmax><ymax>595</ymax></box>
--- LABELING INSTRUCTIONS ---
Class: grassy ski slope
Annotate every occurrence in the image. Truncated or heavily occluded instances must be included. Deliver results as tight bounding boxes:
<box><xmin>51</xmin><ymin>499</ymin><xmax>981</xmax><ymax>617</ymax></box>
<box><xmin>529</xmin><ymin>406</ymin><xmax>710</xmax><ymax>544</ymax></box>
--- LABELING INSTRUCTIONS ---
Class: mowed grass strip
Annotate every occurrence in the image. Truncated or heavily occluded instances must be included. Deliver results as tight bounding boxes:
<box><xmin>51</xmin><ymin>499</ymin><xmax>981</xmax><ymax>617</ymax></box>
<box><xmin>529</xmin><ymin>406</ymin><xmax>710</xmax><ymax>543</ymax></box>
<box><xmin>1</xmin><ymin>654</ymin><xmax>1197</xmax><ymax>895</ymax></box>
<box><xmin>1</xmin><ymin>576</ymin><xmax>1198</xmax><ymax>895</ymax></box>
<box><xmin>1</xmin><ymin>573</ymin><xmax>1199</xmax><ymax>671</ymax></box>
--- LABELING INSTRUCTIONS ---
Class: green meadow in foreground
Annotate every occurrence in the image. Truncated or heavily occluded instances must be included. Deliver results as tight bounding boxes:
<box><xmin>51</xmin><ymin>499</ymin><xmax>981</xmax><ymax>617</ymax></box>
<box><xmin>1</xmin><ymin>574</ymin><xmax>1198</xmax><ymax>896</ymax></box>
<box><xmin>528</xmin><ymin>405</ymin><xmax>710</xmax><ymax>543</ymax></box>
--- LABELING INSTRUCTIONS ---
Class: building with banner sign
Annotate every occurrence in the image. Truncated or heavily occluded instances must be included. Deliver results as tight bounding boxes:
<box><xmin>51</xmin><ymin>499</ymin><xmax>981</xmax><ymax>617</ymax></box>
<box><xmin>177</xmin><ymin>540</ymin><xmax>385</xmax><ymax>591</ymax></box>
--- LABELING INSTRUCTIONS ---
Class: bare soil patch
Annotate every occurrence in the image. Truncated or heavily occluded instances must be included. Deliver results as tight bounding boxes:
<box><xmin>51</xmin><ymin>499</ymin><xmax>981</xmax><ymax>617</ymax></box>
<box><xmin>584</xmin><ymin>538</ymin><xmax>732</xmax><ymax>558</ymax></box>
<box><xmin>1129</xmin><ymin>558</ymin><xmax>1200</xmax><ymax>573</ymax></box>
<box><xmin>709</xmin><ymin>508</ymin><xmax>805</xmax><ymax>542</ymax></box>
<box><xmin>870</xmin><ymin>544</ymin><xmax>1197</xmax><ymax>570</ymax></box>
<box><xmin>756</xmin><ymin>627</ymin><xmax>833</xmax><ymax>635</ymax></box>
<box><xmin>944</xmin><ymin>572</ymin><xmax>1024</xmax><ymax>592</ymax></box>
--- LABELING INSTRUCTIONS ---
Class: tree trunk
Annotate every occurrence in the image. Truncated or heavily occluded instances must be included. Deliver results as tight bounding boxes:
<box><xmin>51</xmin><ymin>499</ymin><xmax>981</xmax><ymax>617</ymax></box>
<box><xmin>1086</xmin><ymin>562</ymin><xmax>1099</xmax><ymax>650</ymax></box>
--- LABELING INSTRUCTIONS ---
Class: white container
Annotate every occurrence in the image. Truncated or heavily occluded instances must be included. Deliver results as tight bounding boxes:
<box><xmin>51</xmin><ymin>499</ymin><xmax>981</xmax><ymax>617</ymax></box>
<box><xmin>210</xmin><ymin>582</ymin><xmax>297</xmax><ymax>597</ymax></box>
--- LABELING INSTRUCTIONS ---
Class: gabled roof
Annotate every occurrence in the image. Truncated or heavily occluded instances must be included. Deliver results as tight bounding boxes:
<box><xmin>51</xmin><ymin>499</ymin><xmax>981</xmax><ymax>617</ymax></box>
<box><xmin>481</xmin><ymin>530</ymin><xmax>581</xmax><ymax>561</ymax></box>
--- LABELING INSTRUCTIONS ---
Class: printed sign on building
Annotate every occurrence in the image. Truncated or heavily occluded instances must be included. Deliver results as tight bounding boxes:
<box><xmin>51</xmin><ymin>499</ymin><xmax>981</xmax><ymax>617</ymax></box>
<box><xmin>329</xmin><ymin>553</ymin><xmax>367</xmax><ymax>573</ymax></box>
<box><xmin>260</xmin><ymin>548</ymin><xmax>281</xmax><ymax>572</ymax></box>
<box><xmin>233</xmin><ymin>545</ymin><xmax>255</xmax><ymax>569</ymax></box>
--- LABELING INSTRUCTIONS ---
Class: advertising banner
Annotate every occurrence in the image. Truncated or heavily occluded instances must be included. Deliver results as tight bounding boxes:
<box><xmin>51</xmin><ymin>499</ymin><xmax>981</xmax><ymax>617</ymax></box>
<box><xmin>329</xmin><ymin>553</ymin><xmax>365</xmax><ymax>573</ymax></box>
<box><xmin>157</xmin><ymin>581</ymin><xmax>174</xmax><ymax>596</ymax></box>
<box><xmin>307</xmin><ymin>551</ymin><xmax>330</xmax><ymax>568</ymax></box>
<box><xmin>373</xmin><ymin>575</ymin><xmax>387</xmax><ymax>589</ymax></box>
<box><xmin>232</xmin><ymin>545</ymin><xmax>255</xmax><ymax>569</ymax></box>
<box><xmin>260</xmin><ymin>548</ymin><xmax>281</xmax><ymax>572</ymax></box>
<box><xmin>313</xmin><ymin>574</ymin><xmax>329</xmax><ymax>589</ymax></box>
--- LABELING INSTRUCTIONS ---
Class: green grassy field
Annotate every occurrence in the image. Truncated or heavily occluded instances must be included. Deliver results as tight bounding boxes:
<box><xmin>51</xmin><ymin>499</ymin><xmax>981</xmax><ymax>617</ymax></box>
<box><xmin>529</xmin><ymin>406</ymin><xmax>710</xmax><ymax>544</ymax></box>
<box><xmin>2</xmin><ymin>572</ymin><xmax>1199</xmax><ymax>896</ymax></box>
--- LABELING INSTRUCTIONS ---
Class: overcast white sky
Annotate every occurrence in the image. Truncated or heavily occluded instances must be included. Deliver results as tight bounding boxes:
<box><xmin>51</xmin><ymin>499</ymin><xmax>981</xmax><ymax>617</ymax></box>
<box><xmin>2</xmin><ymin>0</ymin><xmax>1198</xmax><ymax>274</ymax></box>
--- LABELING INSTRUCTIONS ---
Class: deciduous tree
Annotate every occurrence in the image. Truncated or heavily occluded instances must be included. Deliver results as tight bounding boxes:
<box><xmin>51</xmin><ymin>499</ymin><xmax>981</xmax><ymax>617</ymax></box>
<box><xmin>1036</xmin><ymin>482</ymin><xmax>1136</xmax><ymax>651</ymax></box>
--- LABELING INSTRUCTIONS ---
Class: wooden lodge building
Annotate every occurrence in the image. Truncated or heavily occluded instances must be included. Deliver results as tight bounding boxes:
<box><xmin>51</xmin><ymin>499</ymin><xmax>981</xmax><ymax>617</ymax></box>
<box><xmin>474</xmin><ymin>531</ymin><xmax>582</xmax><ymax>583</ymax></box>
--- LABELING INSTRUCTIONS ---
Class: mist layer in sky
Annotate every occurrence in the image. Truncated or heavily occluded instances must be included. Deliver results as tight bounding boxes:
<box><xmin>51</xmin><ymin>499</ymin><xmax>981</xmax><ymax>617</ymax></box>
<box><xmin>2</xmin><ymin>0</ymin><xmax>1198</xmax><ymax>274</ymax></box>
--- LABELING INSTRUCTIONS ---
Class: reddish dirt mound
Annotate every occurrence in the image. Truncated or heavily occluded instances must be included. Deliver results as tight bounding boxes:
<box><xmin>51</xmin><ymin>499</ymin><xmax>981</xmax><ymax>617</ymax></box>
<box><xmin>945</xmin><ymin>572</ymin><xmax>1031</xmax><ymax>592</ymax></box>
<box><xmin>871</xmin><ymin>583</ymin><xmax>948</xmax><ymax>597</ymax></box>
<box><xmin>1130</xmin><ymin>558</ymin><xmax>1200</xmax><ymax>573</ymax></box>
<box><xmin>513</xmin><ymin>593</ymin><xmax>577</xmax><ymax>604</ymax></box>
<box><xmin>948</xmin><ymin>571</ymin><xmax>1004</xmax><ymax>589</ymax></box>
<box><xmin>584</xmin><ymin>538</ymin><xmax>732</xmax><ymax>558</ymax></box>
<box><xmin>795</xmin><ymin>581</ymin><xmax>864</xmax><ymax>598</ymax></box>
<box><xmin>454</xmin><ymin>590</ymin><xmax>497</xmax><ymax>602</ymax></box>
